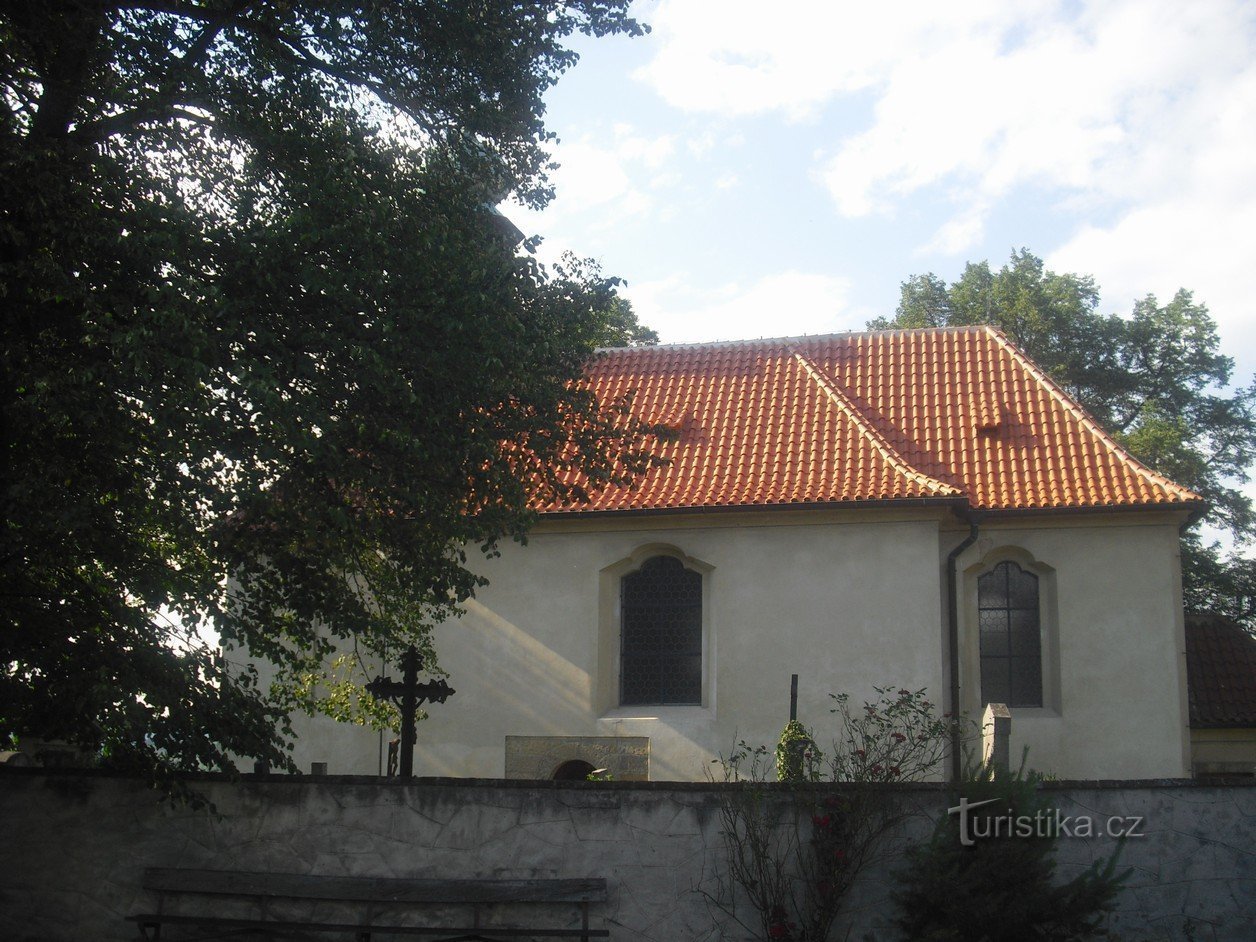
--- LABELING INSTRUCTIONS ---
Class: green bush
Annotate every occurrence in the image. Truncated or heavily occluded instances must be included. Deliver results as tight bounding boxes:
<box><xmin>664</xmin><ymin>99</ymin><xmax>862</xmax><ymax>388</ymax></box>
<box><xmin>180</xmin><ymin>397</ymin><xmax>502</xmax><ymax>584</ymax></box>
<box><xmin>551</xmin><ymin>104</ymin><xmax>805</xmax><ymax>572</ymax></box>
<box><xmin>892</xmin><ymin>756</ymin><xmax>1127</xmax><ymax>941</ymax></box>
<box><xmin>775</xmin><ymin>719</ymin><xmax>820</xmax><ymax>783</ymax></box>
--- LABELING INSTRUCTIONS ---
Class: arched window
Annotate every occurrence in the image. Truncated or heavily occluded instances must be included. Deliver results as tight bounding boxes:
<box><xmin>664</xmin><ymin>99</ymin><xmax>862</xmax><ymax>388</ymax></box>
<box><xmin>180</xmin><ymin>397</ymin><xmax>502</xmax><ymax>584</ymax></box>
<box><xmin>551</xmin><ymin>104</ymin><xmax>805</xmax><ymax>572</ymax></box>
<box><xmin>978</xmin><ymin>560</ymin><xmax>1043</xmax><ymax>707</ymax></box>
<box><xmin>620</xmin><ymin>555</ymin><xmax>703</xmax><ymax>705</ymax></box>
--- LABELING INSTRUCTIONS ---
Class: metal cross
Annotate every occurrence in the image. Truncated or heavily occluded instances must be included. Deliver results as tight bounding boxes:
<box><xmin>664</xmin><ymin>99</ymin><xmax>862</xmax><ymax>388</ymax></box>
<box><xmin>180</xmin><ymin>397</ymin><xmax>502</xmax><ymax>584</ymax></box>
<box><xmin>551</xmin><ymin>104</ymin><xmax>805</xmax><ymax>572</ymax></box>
<box><xmin>365</xmin><ymin>646</ymin><xmax>454</xmax><ymax>780</ymax></box>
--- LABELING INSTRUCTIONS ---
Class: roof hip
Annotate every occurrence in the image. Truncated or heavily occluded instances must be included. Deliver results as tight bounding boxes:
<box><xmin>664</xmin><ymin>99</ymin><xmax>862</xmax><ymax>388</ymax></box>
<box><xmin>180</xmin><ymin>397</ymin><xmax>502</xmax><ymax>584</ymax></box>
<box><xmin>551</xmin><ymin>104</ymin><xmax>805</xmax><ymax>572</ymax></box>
<box><xmin>785</xmin><ymin>343</ymin><xmax>960</xmax><ymax>499</ymax></box>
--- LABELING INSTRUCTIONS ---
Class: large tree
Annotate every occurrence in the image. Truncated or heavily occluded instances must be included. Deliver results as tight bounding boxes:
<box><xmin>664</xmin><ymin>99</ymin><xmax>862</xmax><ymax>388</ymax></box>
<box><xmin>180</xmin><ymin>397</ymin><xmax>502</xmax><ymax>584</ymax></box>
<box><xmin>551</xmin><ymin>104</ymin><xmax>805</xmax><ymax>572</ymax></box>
<box><xmin>870</xmin><ymin>250</ymin><xmax>1256</xmax><ymax>627</ymax></box>
<box><xmin>1</xmin><ymin>1</ymin><xmax>658</xmax><ymax>786</ymax></box>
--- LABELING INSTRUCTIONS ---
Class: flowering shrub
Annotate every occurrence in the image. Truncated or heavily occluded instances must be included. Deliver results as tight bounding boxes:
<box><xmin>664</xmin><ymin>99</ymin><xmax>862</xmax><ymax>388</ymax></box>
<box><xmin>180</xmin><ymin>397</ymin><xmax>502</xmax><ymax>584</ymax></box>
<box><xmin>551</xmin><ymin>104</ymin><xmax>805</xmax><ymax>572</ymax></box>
<box><xmin>709</xmin><ymin>686</ymin><xmax>965</xmax><ymax>941</ymax></box>
<box><xmin>828</xmin><ymin>686</ymin><xmax>952</xmax><ymax>783</ymax></box>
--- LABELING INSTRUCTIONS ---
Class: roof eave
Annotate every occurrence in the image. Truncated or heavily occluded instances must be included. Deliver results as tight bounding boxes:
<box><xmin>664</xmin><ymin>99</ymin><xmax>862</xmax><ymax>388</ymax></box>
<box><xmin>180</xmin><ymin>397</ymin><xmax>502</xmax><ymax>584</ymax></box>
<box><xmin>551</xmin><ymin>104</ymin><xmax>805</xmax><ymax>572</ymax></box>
<box><xmin>538</xmin><ymin>496</ymin><xmax>1205</xmax><ymax>522</ymax></box>
<box><xmin>973</xmin><ymin>500</ymin><xmax>1205</xmax><ymax>521</ymax></box>
<box><xmin>537</xmin><ymin>495</ymin><xmax>971</xmax><ymax>521</ymax></box>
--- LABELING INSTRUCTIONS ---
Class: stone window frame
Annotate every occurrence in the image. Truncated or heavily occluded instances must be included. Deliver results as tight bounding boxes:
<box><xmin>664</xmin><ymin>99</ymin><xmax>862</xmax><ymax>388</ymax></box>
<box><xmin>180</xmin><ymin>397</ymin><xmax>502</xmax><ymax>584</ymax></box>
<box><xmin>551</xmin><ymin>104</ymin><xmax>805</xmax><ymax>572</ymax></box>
<box><xmin>963</xmin><ymin>546</ymin><xmax>1061</xmax><ymax>717</ymax></box>
<box><xmin>596</xmin><ymin>544</ymin><xmax>714</xmax><ymax>715</ymax></box>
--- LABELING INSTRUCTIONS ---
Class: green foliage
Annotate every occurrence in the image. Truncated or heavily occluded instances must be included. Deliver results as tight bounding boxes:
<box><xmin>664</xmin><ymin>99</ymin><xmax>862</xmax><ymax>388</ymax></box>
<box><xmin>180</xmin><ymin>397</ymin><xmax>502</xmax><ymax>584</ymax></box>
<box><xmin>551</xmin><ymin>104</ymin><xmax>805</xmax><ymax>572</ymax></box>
<box><xmin>872</xmin><ymin>250</ymin><xmax>1256</xmax><ymax>626</ymax></box>
<box><xmin>280</xmin><ymin>653</ymin><xmax>402</xmax><ymax>731</ymax></box>
<box><xmin>0</xmin><ymin>2</ymin><xmax>655</xmax><ymax>788</ymax></box>
<box><xmin>775</xmin><ymin>719</ymin><xmax>820</xmax><ymax>783</ymax></box>
<box><xmin>892</xmin><ymin>757</ymin><xmax>1128</xmax><ymax>941</ymax></box>
<box><xmin>710</xmin><ymin>687</ymin><xmax>964</xmax><ymax>941</ymax></box>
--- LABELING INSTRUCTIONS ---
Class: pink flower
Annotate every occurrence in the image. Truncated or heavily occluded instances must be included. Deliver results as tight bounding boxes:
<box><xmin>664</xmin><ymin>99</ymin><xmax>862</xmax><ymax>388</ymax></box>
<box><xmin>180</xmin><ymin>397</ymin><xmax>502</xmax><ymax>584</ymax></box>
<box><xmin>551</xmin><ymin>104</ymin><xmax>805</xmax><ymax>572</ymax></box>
<box><xmin>769</xmin><ymin>924</ymin><xmax>789</xmax><ymax>939</ymax></box>
<box><xmin>891</xmin><ymin>732</ymin><xmax>906</xmax><ymax>743</ymax></box>
<box><xmin>812</xmin><ymin>814</ymin><xmax>831</xmax><ymax>829</ymax></box>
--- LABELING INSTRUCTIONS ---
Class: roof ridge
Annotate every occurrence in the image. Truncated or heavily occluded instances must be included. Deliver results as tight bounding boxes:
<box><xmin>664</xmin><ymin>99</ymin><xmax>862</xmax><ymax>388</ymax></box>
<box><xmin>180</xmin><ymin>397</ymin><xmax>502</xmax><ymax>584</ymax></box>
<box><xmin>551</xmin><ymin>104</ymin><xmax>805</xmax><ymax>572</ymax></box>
<box><xmin>594</xmin><ymin>325</ymin><xmax>990</xmax><ymax>355</ymax></box>
<box><xmin>786</xmin><ymin>344</ymin><xmax>962</xmax><ymax>499</ymax></box>
<box><xmin>981</xmin><ymin>325</ymin><xmax>1202</xmax><ymax>504</ymax></box>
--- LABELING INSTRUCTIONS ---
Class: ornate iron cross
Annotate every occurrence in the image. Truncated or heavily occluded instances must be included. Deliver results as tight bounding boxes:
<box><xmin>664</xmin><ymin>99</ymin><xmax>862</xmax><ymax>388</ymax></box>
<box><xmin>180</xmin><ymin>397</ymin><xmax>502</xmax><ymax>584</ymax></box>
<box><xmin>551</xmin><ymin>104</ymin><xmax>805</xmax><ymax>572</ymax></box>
<box><xmin>365</xmin><ymin>646</ymin><xmax>454</xmax><ymax>780</ymax></box>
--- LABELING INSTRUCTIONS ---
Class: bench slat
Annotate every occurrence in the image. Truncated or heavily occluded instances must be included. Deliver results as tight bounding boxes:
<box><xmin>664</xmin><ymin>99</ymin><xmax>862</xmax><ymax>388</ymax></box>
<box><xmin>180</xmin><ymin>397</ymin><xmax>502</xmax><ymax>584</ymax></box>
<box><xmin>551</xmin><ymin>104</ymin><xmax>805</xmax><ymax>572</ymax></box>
<box><xmin>128</xmin><ymin>914</ymin><xmax>609</xmax><ymax>938</ymax></box>
<box><xmin>141</xmin><ymin>869</ymin><xmax>608</xmax><ymax>904</ymax></box>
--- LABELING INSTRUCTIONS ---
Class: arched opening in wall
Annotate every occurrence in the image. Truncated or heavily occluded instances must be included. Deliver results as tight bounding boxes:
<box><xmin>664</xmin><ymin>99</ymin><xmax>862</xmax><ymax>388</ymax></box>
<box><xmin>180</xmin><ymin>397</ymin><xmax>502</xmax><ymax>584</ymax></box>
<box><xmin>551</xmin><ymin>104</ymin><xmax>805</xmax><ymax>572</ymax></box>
<box><xmin>551</xmin><ymin>759</ymin><xmax>596</xmax><ymax>781</ymax></box>
<box><xmin>963</xmin><ymin>546</ymin><xmax>1060</xmax><ymax>717</ymax></box>
<box><xmin>597</xmin><ymin>544</ymin><xmax>714</xmax><ymax>714</ymax></box>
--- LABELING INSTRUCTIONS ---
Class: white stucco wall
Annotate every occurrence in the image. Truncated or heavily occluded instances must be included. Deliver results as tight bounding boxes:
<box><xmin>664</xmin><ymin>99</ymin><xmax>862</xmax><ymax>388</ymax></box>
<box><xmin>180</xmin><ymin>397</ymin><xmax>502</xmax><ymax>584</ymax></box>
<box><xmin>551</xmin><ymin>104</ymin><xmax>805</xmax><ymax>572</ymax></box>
<box><xmin>272</xmin><ymin>508</ymin><xmax>1190</xmax><ymax>782</ymax></box>
<box><xmin>955</xmin><ymin>516</ymin><xmax>1190</xmax><ymax>779</ymax></box>
<box><xmin>423</xmin><ymin>511</ymin><xmax>948</xmax><ymax>781</ymax></box>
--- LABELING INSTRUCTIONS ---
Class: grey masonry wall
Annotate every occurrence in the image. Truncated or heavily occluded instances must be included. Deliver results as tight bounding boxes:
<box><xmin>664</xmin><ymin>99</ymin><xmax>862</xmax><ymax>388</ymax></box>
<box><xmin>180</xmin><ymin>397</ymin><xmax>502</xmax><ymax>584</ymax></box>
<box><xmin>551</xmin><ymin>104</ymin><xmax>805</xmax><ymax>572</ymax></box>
<box><xmin>0</xmin><ymin>771</ymin><xmax>1252</xmax><ymax>941</ymax></box>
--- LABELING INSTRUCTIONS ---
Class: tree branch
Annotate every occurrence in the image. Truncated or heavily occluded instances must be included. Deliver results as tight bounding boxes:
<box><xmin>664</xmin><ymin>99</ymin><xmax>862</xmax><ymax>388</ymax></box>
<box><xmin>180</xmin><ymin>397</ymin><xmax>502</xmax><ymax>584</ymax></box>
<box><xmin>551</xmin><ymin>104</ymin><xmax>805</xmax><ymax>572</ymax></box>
<box><xmin>72</xmin><ymin>0</ymin><xmax>252</xmax><ymax>142</ymax></box>
<box><xmin>242</xmin><ymin>16</ymin><xmax>442</xmax><ymax>132</ymax></box>
<box><xmin>29</xmin><ymin>5</ymin><xmax>108</xmax><ymax>139</ymax></box>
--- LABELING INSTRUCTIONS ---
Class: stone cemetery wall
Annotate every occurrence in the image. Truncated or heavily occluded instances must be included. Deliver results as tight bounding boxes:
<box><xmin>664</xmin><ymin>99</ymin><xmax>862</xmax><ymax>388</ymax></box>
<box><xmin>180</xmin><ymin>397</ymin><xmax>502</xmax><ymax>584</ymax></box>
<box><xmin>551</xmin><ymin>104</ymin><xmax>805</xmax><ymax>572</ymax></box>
<box><xmin>0</xmin><ymin>770</ymin><xmax>1251</xmax><ymax>941</ymax></box>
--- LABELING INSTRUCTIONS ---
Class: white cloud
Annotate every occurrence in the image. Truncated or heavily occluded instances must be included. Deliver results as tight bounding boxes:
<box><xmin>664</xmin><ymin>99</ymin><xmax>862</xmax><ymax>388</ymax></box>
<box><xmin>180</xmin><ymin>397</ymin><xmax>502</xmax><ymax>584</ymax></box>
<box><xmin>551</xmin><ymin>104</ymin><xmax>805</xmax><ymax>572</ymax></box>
<box><xmin>1050</xmin><ymin>197</ymin><xmax>1256</xmax><ymax>378</ymax></box>
<box><xmin>638</xmin><ymin>0</ymin><xmax>1256</xmax><ymax>349</ymax></box>
<box><xmin>635</xmin><ymin>0</ymin><xmax>1040</xmax><ymax>120</ymax></box>
<box><xmin>624</xmin><ymin>270</ymin><xmax>857</xmax><ymax>344</ymax></box>
<box><xmin>523</xmin><ymin>125</ymin><xmax>679</xmax><ymax>232</ymax></box>
<box><xmin>1046</xmin><ymin>55</ymin><xmax>1256</xmax><ymax>378</ymax></box>
<box><xmin>816</xmin><ymin>0</ymin><xmax>1255</xmax><ymax>225</ymax></box>
<box><xmin>686</xmin><ymin>131</ymin><xmax>716</xmax><ymax>158</ymax></box>
<box><xmin>916</xmin><ymin>199</ymin><xmax>990</xmax><ymax>257</ymax></box>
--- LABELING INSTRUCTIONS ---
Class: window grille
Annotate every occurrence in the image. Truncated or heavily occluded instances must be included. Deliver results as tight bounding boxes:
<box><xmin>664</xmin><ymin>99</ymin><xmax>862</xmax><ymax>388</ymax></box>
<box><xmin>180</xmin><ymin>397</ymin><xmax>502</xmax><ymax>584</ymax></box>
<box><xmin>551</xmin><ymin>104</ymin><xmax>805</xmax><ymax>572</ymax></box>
<box><xmin>978</xmin><ymin>561</ymin><xmax>1043</xmax><ymax>708</ymax></box>
<box><xmin>620</xmin><ymin>555</ymin><xmax>702</xmax><ymax>705</ymax></box>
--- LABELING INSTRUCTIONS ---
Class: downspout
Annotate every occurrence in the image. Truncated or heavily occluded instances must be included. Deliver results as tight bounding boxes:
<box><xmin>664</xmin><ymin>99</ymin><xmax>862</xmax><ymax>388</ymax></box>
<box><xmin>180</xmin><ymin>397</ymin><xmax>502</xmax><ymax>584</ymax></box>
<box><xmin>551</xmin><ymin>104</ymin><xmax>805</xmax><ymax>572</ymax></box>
<box><xmin>946</xmin><ymin>516</ymin><xmax>980</xmax><ymax>784</ymax></box>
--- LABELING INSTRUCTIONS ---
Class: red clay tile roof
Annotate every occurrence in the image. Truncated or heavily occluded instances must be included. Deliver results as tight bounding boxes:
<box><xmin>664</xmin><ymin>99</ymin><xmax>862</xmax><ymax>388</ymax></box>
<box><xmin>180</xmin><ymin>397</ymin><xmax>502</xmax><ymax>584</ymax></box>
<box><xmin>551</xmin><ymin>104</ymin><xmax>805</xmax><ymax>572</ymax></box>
<box><xmin>1186</xmin><ymin>613</ymin><xmax>1256</xmax><ymax>728</ymax></box>
<box><xmin>537</xmin><ymin>326</ymin><xmax>1201</xmax><ymax>515</ymax></box>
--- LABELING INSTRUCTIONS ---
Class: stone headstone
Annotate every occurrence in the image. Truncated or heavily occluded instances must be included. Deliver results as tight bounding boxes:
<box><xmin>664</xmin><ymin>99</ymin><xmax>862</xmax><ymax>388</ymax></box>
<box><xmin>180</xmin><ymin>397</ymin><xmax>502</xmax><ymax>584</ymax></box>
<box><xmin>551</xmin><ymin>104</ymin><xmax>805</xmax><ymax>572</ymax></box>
<box><xmin>982</xmin><ymin>702</ymin><xmax>1012</xmax><ymax>771</ymax></box>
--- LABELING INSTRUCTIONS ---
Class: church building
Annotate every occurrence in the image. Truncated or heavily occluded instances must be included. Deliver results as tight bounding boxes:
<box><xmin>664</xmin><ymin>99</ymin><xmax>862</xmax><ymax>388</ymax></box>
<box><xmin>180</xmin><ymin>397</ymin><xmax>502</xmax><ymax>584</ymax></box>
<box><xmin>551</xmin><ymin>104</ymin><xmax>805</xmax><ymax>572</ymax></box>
<box><xmin>275</xmin><ymin>327</ymin><xmax>1201</xmax><ymax>781</ymax></box>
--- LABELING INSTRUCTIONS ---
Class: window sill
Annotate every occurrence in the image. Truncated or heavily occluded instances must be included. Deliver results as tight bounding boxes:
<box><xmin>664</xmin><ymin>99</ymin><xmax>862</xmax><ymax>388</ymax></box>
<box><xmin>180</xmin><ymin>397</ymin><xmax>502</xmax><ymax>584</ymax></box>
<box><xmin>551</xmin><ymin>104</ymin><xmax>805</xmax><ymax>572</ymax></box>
<box><xmin>1007</xmin><ymin>706</ymin><xmax>1061</xmax><ymax>720</ymax></box>
<box><xmin>600</xmin><ymin>704</ymin><xmax>711</xmax><ymax>721</ymax></box>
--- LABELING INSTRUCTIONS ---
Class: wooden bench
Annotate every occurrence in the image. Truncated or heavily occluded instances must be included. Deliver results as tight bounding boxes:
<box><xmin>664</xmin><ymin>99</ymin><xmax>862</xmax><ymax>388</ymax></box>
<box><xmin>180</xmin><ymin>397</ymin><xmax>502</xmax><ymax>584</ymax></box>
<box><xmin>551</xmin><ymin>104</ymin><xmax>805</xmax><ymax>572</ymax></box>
<box><xmin>127</xmin><ymin>867</ymin><xmax>609</xmax><ymax>941</ymax></box>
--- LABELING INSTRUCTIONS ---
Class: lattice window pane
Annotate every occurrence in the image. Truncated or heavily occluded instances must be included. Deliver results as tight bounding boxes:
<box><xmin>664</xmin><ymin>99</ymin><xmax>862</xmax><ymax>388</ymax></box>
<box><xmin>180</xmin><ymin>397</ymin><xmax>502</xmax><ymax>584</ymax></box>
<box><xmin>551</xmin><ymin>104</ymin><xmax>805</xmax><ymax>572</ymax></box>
<box><xmin>1009</xmin><ymin>657</ymin><xmax>1043</xmax><ymax>708</ymax></box>
<box><xmin>980</xmin><ymin>657</ymin><xmax>1010</xmax><ymax>706</ymax></box>
<box><xmin>1009</xmin><ymin>610</ymin><xmax>1040</xmax><ymax>657</ymax></box>
<box><xmin>978</xmin><ymin>563</ymin><xmax>1009</xmax><ymax>607</ymax></box>
<box><xmin>979</xmin><ymin>609</ymin><xmax>1010</xmax><ymax>656</ymax></box>
<box><xmin>978</xmin><ymin>561</ymin><xmax>1042</xmax><ymax>708</ymax></box>
<box><xmin>621</xmin><ymin>556</ymin><xmax>702</xmax><ymax>705</ymax></box>
<box><xmin>1008</xmin><ymin>566</ymin><xmax>1039</xmax><ymax>609</ymax></box>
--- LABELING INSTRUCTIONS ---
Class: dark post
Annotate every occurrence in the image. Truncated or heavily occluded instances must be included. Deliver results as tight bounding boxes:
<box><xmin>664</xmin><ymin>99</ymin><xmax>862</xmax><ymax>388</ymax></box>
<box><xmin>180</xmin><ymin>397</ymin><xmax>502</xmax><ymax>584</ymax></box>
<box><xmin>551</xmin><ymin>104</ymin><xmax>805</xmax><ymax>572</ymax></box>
<box><xmin>789</xmin><ymin>673</ymin><xmax>798</xmax><ymax>722</ymax></box>
<box><xmin>399</xmin><ymin>647</ymin><xmax>418</xmax><ymax>781</ymax></box>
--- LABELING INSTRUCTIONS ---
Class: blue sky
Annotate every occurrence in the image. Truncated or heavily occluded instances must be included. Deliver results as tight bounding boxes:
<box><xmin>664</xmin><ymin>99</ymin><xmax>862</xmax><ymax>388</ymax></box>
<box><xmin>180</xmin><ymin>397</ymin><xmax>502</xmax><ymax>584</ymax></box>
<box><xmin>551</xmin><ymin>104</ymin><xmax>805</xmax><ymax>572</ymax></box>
<box><xmin>513</xmin><ymin>0</ymin><xmax>1256</xmax><ymax>383</ymax></box>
